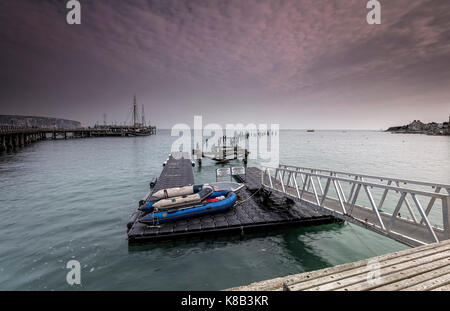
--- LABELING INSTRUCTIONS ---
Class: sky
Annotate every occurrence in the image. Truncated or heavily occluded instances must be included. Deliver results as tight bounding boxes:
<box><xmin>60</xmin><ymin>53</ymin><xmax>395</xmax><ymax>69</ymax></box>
<box><xmin>0</xmin><ymin>0</ymin><xmax>449</xmax><ymax>129</ymax></box>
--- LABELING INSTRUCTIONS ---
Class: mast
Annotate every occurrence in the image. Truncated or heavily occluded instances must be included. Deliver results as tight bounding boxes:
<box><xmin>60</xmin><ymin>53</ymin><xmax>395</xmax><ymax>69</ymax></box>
<box><xmin>142</xmin><ymin>105</ymin><xmax>145</xmax><ymax>127</ymax></box>
<box><xmin>133</xmin><ymin>95</ymin><xmax>137</xmax><ymax>129</ymax></box>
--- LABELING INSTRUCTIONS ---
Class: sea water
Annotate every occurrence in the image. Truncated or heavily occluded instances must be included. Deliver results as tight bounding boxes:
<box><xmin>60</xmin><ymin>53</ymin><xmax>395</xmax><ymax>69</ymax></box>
<box><xmin>0</xmin><ymin>130</ymin><xmax>448</xmax><ymax>290</ymax></box>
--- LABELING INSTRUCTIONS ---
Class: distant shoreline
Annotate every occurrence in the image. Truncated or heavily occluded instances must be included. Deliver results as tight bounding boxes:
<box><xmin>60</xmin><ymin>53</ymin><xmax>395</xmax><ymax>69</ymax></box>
<box><xmin>386</xmin><ymin>118</ymin><xmax>449</xmax><ymax>136</ymax></box>
<box><xmin>387</xmin><ymin>130</ymin><xmax>449</xmax><ymax>136</ymax></box>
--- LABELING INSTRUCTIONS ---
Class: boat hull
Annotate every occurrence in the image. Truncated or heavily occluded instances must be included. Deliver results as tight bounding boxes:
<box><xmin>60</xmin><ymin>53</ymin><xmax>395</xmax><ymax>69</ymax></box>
<box><xmin>139</xmin><ymin>192</ymin><xmax>237</xmax><ymax>224</ymax></box>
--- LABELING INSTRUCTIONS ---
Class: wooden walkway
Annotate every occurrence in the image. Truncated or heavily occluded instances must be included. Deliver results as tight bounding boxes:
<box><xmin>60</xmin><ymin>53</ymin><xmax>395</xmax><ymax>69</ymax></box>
<box><xmin>0</xmin><ymin>125</ymin><xmax>157</xmax><ymax>152</ymax></box>
<box><xmin>227</xmin><ymin>239</ymin><xmax>450</xmax><ymax>291</ymax></box>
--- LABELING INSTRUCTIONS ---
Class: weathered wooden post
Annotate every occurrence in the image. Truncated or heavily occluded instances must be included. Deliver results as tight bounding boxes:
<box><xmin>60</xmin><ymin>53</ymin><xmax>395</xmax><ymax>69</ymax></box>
<box><xmin>12</xmin><ymin>134</ymin><xmax>16</xmax><ymax>148</ymax></box>
<box><xmin>7</xmin><ymin>135</ymin><xmax>12</xmax><ymax>151</ymax></box>
<box><xmin>14</xmin><ymin>134</ymin><xmax>19</xmax><ymax>150</ymax></box>
<box><xmin>1</xmin><ymin>135</ymin><xmax>6</xmax><ymax>152</ymax></box>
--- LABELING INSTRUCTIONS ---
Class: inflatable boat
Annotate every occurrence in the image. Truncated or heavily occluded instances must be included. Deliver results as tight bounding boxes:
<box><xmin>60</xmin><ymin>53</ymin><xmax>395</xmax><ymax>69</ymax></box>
<box><xmin>139</xmin><ymin>182</ymin><xmax>243</xmax><ymax>212</ymax></box>
<box><xmin>138</xmin><ymin>189</ymin><xmax>237</xmax><ymax>225</ymax></box>
<box><xmin>151</xmin><ymin>182</ymin><xmax>243</xmax><ymax>200</ymax></box>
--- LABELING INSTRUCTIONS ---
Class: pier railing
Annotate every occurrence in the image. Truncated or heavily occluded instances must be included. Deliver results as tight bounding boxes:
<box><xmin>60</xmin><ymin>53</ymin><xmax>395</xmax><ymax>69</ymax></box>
<box><xmin>261</xmin><ymin>164</ymin><xmax>450</xmax><ymax>247</ymax></box>
<box><xmin>0</xmin><ymin>125</ymin><xmax>157</xmax><ymax>135</ymax></box>
<box><xmin>0</xmin><ymin>126</ymin><xmax>83</xmax><ymax>134</ymax></box>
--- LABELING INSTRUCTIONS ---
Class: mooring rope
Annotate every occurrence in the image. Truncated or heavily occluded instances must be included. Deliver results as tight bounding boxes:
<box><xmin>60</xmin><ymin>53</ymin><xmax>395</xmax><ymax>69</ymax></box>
<box><xmin>235</xmin><ymin>186</ymin><xmax>263</xmax><ymax>206</ymax></box>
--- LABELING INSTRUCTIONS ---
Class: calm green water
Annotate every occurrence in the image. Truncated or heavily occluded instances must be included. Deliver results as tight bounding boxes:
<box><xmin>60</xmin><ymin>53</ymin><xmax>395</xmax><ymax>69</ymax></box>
<box><xmin>0</xmin><ymin>130</ymin><xmax>448</xmax><ymax>290</ymax></box>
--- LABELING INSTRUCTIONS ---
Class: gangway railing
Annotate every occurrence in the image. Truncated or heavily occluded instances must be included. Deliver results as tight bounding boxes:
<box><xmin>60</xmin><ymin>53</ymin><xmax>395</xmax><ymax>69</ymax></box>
<box><xmin>261</xmin><ymin>165</ymin><xmax>450</xmax><ymax>247</ymax></box>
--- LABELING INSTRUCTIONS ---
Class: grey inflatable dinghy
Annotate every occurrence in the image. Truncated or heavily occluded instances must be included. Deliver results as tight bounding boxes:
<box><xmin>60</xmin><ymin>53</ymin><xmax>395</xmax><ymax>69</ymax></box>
<box><xmin>151</xmin><ymin>182</ymin><xmax>244</xmax><ymax>199</ymax></box>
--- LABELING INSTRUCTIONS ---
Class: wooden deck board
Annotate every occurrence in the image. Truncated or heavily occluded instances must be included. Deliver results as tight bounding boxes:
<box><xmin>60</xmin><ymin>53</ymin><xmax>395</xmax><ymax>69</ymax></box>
<box><xmin>384</xmin><ymin>265</ymin><xmax>450</xmax><ymax>291</ymax></box>
<box><xmin>431</xmin><ymin>283</ymin><xmax>450</xmax><ymax>291</ymax></box>
<box><xmin>286</xmin><ymin>243</ymin><xmax>450</xmax><ymax>291</ymax></box>
<box><xmin>227</xmin><ymin>239</ymin><xmax>450</xmax><ymax>291</ymax></box>
<box><xmin>338</xmin><ymin>256</ymin><xmax>450</xmax><ymax>291</ymax></box>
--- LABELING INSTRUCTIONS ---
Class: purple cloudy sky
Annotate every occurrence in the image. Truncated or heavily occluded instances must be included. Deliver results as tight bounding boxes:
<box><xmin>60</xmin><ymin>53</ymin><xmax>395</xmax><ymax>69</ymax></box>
<box><xmin>0</xmin><ymin>0</ymin><xmax>449</xmax><ymax>129</ymax></box>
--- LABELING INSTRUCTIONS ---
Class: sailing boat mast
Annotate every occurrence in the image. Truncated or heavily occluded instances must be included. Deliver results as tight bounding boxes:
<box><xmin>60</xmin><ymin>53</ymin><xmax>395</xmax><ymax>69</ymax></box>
<box><xmin>133</xmin><ymin>95</ymin><xmax>137</xmax><ymax>129</ymax></box>
<box><xmin>142</xmin><ymin>105</ymin><xmax>145</xmax><ymax>127</ymax></box>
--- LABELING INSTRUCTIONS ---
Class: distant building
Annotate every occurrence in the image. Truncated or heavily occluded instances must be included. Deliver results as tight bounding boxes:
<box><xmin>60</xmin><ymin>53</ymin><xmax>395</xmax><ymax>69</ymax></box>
<box><xmin>407</xmin><ymin>120</ymin><xmax>425</xmax><ymax>131</ymax></box>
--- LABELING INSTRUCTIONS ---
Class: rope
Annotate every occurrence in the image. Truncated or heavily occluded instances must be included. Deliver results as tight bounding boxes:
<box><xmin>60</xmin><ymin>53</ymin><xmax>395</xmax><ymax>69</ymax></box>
<box><xmin>235</xmin><ymin>186</ymin><xmax>263</xmax><ymax>206</ymax></box>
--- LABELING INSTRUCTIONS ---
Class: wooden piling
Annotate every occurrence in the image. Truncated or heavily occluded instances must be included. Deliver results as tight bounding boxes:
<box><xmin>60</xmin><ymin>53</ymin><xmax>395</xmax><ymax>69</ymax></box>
<box><xmin>0</xmin><ymin>125</ymin><xmax>157</xmax><ymax>152</ymax></box>
<box><xmin>7</xmin><ymin>135</ymin><xmax>13</xmax><ymax>151</ymax></box>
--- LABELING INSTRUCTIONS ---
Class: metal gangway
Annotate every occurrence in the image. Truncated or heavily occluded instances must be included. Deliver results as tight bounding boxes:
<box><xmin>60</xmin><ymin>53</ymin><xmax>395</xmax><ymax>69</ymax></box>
<box><xmin>261</xmin><ymin>164</ymin><xmax>450</xmax><ymax>247</ymax></box>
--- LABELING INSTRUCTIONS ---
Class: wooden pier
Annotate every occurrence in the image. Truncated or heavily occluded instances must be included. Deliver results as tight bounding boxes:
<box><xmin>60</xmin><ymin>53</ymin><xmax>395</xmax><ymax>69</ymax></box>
<box><xmin>0</xmin><ymin>125</ymin><xmax>157</xmax><ymax>152</ymax></box>
<box><xmin>127</xmin><ymin>160</ymin><xmax>340</xmax><ymax>244</ymax></box>
<box><xmin>227</xmin><ymin>239</ymin><xmax>450</xmax><ymax>291</ymax></box>
<box><xmin>192</xmin><ymin>136</ymin><xmax>249</xmax><ymax>166</ymax></box>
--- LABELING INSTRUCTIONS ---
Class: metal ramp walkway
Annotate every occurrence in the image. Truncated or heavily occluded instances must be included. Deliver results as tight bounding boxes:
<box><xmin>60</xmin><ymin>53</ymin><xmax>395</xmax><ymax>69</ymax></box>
<box><xmin>261</xmin><ymin>164</ymin><xmax>450</xmax><ymax>247</ymax></box>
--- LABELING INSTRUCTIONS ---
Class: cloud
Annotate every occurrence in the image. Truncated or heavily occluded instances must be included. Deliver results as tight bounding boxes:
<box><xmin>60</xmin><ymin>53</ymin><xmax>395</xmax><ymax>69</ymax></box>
<box><xmin>0</xmin><ymin>0</ymin><xmax>449</xmax><ymax>127</ymax></box>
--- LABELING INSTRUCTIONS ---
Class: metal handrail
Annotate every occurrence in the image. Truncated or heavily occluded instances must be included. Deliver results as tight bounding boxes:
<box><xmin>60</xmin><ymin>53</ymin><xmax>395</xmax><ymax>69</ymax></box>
<box><xmin>265</xmin><ymin>166</ymin><xmax>449</xmax><ymax>199</ymax></box>
<box><xmin>260</xmin><ymin>165</ymin><xmax>450</xmax><ymax>246</ymax></box>
<box><xmin>279</xmin><ymin>164</ymin><xmax>450</xmax><ymax>191</ymax></box>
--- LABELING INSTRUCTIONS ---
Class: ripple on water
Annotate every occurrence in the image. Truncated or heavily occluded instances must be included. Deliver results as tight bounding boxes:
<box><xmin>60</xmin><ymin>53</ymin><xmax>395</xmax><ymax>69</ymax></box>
<box><xmin>0</xmin><ymin>131</ymin><xmax>446</xmax><ymax>290</ymax></box>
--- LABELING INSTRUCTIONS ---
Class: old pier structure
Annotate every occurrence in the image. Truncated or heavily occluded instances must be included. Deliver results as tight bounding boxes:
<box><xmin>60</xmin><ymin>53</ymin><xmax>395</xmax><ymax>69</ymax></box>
<box><xmin>0</xmin><ymin>125</ymin><xmax>157</xmax><ymax>152</ymax></box>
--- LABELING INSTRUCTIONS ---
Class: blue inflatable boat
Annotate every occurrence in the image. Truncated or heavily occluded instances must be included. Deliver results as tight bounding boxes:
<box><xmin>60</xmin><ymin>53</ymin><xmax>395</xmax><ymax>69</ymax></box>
<box><xmin>138</xmin><ymin>182</ymin><xmax>243</xmax><ymax>213</ymax></box>
<box><xmin>139</xmin><ymin>190</ymin><xmax>237</xmax><ymax>225</ymax></box>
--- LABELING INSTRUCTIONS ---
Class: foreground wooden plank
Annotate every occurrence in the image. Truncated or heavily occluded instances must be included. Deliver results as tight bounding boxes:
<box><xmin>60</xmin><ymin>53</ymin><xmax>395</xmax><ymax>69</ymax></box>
<box><xmin>400</xmin><ymin>270</ymin><xmax>450</xmax><ymax>291</ymax></box>
<box><xmin>227</xmin><ymin>239</ymin><xmax>450</xmax><ymax>291</ymax></box>
<box><xmin>287</xmin><ymin>243</ymin><xmax>450</xmax><ymax>291</ymax></box>
<box><xmin>305</xmin><ymin>252</ymin><xmax>450</xmax><ymax>291</ymax></box>
<box><xmin>431</xmin><ymin>283</ymin><xmax>450</xmax><ymax>291</ymax></box>
<box><xmin>339</xmin><ymin>256</ymin><xmax>450</xmax><ymax>291</ymax></box>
